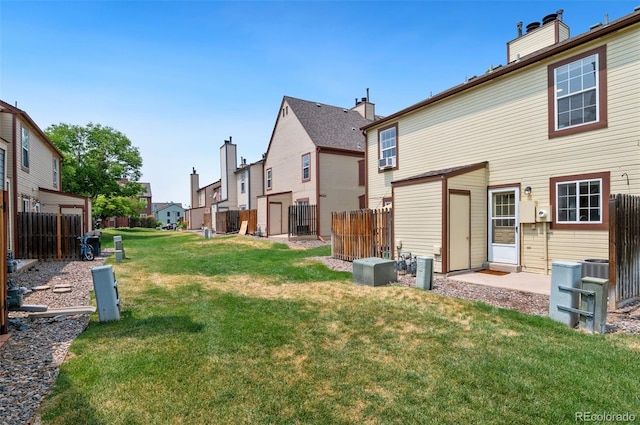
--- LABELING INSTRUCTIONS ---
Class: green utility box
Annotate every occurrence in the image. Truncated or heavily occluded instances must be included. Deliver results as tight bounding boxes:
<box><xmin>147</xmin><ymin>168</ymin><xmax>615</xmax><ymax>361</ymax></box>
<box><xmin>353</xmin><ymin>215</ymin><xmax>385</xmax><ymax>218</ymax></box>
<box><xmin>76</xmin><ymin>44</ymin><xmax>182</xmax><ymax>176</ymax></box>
<box><xmin>353</xmin><ymin>257</ymin><xmax>396</xmax><ymax>287</ymax></box>
<box><xmin>580</xmin><ymin>277</ymin><xmax>608</xmax><ymax>334</ymax></box>
<box><xmin>7</xmin><ymin>288</ymin><xmax>23</xmax><ymax>308</ymax></box>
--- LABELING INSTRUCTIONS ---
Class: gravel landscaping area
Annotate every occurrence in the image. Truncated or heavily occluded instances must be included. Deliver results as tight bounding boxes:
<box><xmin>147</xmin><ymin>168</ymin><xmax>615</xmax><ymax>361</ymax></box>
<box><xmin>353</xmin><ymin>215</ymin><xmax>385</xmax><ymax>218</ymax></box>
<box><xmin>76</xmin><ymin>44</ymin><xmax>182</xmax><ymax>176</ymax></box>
<box><xmin>1</xmin><ymin>236</ymin><xmax>639</xmax><ymax>425</ymax></box>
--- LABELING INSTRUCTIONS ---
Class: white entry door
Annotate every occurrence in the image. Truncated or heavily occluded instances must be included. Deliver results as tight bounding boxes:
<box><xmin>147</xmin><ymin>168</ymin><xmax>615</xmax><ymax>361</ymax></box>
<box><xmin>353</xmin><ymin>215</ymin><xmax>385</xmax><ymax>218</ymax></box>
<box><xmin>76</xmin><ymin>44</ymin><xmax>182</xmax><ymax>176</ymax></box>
<box><xmin>488</xmin><ymin>188</ymin><xmax>519</xmax><ymax>264</ymax></box>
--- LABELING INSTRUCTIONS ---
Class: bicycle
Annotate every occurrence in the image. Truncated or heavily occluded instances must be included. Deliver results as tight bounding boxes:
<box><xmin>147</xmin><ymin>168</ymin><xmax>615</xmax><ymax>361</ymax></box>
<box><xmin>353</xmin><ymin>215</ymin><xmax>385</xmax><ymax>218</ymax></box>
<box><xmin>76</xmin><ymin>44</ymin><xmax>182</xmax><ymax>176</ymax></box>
<box><xmin>78</xmin><ymin>234</ymin><xmax>95</xmax><ymax>261</ymax></box>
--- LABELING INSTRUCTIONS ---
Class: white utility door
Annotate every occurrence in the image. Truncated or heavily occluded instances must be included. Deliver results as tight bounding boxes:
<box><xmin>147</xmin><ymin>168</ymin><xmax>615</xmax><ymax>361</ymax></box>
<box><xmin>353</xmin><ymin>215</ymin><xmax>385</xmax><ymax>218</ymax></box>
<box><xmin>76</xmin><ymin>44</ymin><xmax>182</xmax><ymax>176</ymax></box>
<box><xmin>488</xmin><ymin>188</ymin><xmax>519</xmax><ymax>264</ymax></box>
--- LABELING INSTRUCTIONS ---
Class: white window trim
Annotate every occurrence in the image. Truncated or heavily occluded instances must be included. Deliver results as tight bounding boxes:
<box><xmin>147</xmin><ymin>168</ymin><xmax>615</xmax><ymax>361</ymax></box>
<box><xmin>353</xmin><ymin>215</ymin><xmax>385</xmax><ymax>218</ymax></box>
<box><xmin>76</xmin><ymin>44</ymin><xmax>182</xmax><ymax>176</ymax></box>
<box><xmin>555</xmin><ymin>178</ymin><xmax>603</xmax><ymax>224</ymax></box>
<box><xmin>554</xmin><ymin>54</ymin><xmax>599</xmax><ymax>131</ymax></box>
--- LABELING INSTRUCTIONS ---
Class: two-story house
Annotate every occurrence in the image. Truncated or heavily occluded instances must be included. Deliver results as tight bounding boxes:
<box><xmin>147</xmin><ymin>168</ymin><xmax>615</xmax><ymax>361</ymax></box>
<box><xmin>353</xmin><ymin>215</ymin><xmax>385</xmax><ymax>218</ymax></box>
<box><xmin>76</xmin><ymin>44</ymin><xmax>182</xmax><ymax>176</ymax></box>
<box><xmin>187</xmin><ymin>167</ymin><xmax>220</xmax><ymax>230</ymax></box>
<box><xmin>362</xmin><ymin>9</ymin><xmax>640</xmax><ymax>277</ymax></box>
<box><xmin>0</xmin><ymin>100</ymin><xmax>92</xmax><ymax>254</ymax></box>
<box><xmin>235</xmin><ymin>156</ymin><xmax>264</xmax><ymax>211</ymax></box>
<box><xmin>153</xmin><ymin>202</ymin><xmax>185</xmax><ymax>227</ymax></box>
<box><xmin>257</xmin><ymin>95</ymin><xmax>377</xmax><ymax>238</ymax></box>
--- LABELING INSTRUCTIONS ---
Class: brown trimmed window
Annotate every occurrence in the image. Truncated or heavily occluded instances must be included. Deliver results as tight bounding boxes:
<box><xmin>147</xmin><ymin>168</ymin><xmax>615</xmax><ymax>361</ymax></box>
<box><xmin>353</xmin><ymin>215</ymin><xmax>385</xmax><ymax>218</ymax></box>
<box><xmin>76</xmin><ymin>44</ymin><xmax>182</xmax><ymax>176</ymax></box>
<box><xmin>378</xmin><ymin>123</ymin><xmax>397</xmax><ymax>171</ymax></box>
<box><xmin>548</xmin><ymin>46</ymin><xmax>607</xmax><ymax>138</ymax></box>
<box><xmin>266</xmin><ymin>168</ymin><xmax>272</xmax><ymax>191</ymax></box>
<box><xmin>550</xmin><ymin>171</ymin><xmax>609</xmax><ymax>230</ymax></box>
<box><xmin>302</xmin><ymin>153</ymin><xmax>310</xmax><ymax>182</ymax></box>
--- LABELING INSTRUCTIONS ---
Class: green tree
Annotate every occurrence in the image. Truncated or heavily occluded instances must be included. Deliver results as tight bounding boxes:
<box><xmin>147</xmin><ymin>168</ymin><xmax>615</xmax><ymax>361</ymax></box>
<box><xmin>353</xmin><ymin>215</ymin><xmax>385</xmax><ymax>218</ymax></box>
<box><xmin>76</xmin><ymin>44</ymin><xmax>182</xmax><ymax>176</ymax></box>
<box><xmin>93</xmin><ymin>195</ymin><xmax>146</xmax><ymax>223</ymax></box>
<box><xmin>45</xmin><ymin>123</ymin><xmax>143</xmax><ymax>199</ymax></box>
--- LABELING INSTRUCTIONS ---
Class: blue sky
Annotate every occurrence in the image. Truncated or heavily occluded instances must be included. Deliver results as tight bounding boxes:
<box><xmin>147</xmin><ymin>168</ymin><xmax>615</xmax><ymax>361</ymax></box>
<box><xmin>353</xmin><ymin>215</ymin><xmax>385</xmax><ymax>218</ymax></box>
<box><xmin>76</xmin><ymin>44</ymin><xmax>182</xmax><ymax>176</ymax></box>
<box><xmin>1</xmin><ymin>1</ymin><xmax>637</xmax><ymax>208</ymax></box>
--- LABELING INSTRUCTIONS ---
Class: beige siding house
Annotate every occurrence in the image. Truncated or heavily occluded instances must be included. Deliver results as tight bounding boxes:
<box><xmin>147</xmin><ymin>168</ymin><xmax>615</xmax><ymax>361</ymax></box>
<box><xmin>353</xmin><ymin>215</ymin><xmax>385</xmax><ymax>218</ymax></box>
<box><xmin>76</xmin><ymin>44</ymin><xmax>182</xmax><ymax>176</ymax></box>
<box><xmin>235</xmin><ymin>158</ymin><xmax>264</xmax><ymax>210</ymax></box>
<box><xmin>258</xmin><ymin>96</ymin><xmax>375</xmax><ymax>237</ymax></box>
<box><xmin>363</xmin><ymin>10</ymin><xmax>640</xmax><ymax>275</ymax></box>
<box><xmin>186</xmin><ymin>169</ymin><xmax>220</xmax><ymax>230</ymax></box>
<box><xmin>0</xmin><ymin>100</ymin><xmax>92</xmax><ymax>253</ymax></box>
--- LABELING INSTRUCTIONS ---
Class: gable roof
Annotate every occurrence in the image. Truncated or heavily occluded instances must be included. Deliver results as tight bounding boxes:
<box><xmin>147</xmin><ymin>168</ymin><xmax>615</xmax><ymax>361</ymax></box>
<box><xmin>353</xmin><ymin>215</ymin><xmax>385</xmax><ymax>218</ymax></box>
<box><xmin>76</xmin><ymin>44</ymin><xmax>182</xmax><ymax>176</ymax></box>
<box><xmin>0</xmin><ymin>99</ymin><xmax>64</xmax><ymax>158</ymax></box>
<box><xmin>153</xmin><ymin>202</ymin><xmax>184</xmax><ymax>212</ymax></box>
<box><xmin>282</xmin><ymin>96</ymin><xmax>373</xmax><ymax>152</ymax></box>
<box><xmin>362</xmin><ymin>9</ymin><xmax>640</xmax><ymax>131</ymax></box>
<box><xmin>140</xmin><ymin>182</ymin><xmax>152</xmax><ymax>197</ymax></box>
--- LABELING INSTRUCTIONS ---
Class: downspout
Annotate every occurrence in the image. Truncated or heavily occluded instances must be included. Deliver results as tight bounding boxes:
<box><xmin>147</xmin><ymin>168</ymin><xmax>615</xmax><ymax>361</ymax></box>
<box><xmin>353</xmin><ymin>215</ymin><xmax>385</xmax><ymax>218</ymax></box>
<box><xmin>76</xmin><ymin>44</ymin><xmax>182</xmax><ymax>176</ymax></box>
<box><xmin>247</xmin><ymin>167</ymin><xmax>251</xmax><ymax>209</ymax></box>
<box><xmin>315</xmin><ymin>146</ymin><xmax>321</xmax><ymax>239</ymax></box>
<box><xmin>11</xmin><ymin>114</ymin><xmax>18</xmax><ymax>257</ymax></box>
<box><xmin>361</xmin><ymin>129</ymin><xmax>368</xmax><ymax>208</ymax></box>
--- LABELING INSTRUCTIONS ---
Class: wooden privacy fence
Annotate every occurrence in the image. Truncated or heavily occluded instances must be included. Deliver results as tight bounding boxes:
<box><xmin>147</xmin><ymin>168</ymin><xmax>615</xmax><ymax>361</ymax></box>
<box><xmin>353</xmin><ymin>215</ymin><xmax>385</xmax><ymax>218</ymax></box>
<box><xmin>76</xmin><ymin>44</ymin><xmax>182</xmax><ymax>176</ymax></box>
<box><xmin>331</xmin><ymin>208</ymin><xmax>392</xmax><ymax>261</ymax></box>
<box><xmin>17</xmin><ymin>212</ymin><xmax>82</xmax><ymax>261</ymax></box>
<box><xmin>215</xmin><ymin>209</ymin><xmax>257</xmax><ymax>234</ymax></box>
<box><xmin>609</xmin><ymin>194</ymin><xmax>640</xmax><ymax>307</ymax></box>
<box><xmin>288</xmin><ymin>204</ymin><xmax>317</xmax><ymax>237</ymax></box>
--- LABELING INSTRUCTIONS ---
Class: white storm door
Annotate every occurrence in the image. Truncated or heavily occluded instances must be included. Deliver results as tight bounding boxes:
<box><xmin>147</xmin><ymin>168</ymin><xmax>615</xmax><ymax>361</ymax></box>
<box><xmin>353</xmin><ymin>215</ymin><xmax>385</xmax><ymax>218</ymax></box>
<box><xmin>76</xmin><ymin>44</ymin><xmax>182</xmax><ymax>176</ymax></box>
<box><xmin>488</xmin><ymin>188</ymin><xmax>519</xmax><ymax>264</ymax></box>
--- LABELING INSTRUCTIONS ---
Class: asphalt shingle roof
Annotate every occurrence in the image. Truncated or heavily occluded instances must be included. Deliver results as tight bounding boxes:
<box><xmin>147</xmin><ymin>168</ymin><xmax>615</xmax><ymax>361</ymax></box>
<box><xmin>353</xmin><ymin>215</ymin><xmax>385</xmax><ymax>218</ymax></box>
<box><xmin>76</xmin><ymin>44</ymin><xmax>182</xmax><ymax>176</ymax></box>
<box><xmin>284</xmin><ymin>96</ymin><xmax>374</xmax><ymax>152</ymax></box>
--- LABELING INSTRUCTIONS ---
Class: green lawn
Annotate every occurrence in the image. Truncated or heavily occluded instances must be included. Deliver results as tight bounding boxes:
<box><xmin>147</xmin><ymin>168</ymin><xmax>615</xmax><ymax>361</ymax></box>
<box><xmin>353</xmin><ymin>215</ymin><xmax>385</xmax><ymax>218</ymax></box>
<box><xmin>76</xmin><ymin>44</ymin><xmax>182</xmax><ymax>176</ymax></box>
<box><xmin>38</xmin><ymin>229</ymin><xmax>640</xmax><ymax>424</ymax></box>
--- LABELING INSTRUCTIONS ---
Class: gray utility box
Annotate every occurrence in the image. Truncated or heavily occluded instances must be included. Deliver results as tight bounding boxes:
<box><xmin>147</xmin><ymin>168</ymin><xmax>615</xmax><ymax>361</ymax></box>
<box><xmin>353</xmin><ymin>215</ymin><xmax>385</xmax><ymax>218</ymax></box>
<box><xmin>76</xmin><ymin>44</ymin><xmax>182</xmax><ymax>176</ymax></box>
<box><xmin>353</xmin><ymin>257</ymin><xmax>397</xmax><ymax>287</ymax></box>
<box><xmin>581</xmin><ymin>277</ymin><xmax>609</xmax><ymax>334</ymax></box>
<box><xmin>91</xmin><ymin>265</ymin><xmax>121</xmax><ymax>322</ymax></box>
<box><xmin>549</xmin><ymin>261</ymin><xmax>581</xmax><ymax>327</ymax></box>
<box><xmin>113</xmin><ymin>236</ymin><xmax>126</xmax><ymax>259</ymax></box>
<box><xmin>416</xmin><ymin>256</ymin><xmax>434</xmax><ymax>290</ymax></box>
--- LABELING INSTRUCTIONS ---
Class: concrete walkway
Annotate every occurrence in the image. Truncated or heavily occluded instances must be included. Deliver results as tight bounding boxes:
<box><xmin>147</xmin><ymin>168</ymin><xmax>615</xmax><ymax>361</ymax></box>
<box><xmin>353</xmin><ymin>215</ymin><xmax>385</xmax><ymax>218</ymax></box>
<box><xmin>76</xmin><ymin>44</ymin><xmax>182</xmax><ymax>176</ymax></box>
<box><xmin>444</xmin><ymin>270</ymin><xmax>551</xmax><ymax>295</ymax></box>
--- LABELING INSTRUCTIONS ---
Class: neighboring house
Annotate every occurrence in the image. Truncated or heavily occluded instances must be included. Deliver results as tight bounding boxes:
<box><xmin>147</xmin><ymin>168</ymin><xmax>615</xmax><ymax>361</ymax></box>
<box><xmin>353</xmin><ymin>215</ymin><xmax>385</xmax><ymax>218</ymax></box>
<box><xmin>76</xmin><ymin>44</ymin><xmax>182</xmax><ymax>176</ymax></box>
<box><xmin>257</xmin><ymin>95</ymin><xmax>376</xmax><ymax>238</ymax></box>
<box><xmin>152</xmin><ymin>202</ymin><xmax>185</xmax><ymax>226</ymax></box>
<box><xmin>138</xmin><ymin>182</ymin><xmax>152</xmax><ymax>217</ymax></box>
<box><xmin>186</xmin><ymin>139</ymin><xmax>263</xmax><ymax>230</ymax></box>
<box><xmin>362</xmin><ymin>9</ymin><xmax>640</xmax><ymax>275</ymax></box>
<box><xmin>186</xmin><ymin>167</ymin><xmax>221</xmax><ymax>230</ymax></box>
<box><xmin>105</xmin><ymin>181</ymin><xmax>152</xmax><ymax>228</ymax></box>
<box><xmin>0</xmin><ymin>100</ymin><xmax>92</xmax><ymax>254</ymax></box>
<box><xmin>235</xmin><ymin>157</ymin><xmax>264</xmax><ymax>210</ymax></box>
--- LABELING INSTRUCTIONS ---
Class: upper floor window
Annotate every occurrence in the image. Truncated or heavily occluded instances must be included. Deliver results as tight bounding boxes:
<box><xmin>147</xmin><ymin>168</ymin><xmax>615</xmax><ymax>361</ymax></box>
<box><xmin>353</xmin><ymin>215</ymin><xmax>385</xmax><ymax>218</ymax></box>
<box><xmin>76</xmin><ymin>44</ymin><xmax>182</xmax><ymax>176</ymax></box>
<box><xmin>266</xmin><ymin>168</ymin><xmax>272</xmax><ymax>190</ymax></box>
<box><xmin>241</xmin><ymin>181</ymin><xmax>246</xmax><ymax>194</ymax></box>
<box><xmin>378</xmin><ymin>124</ymin><xmax>397</xmax><ymax>170</ymax></box>
<box><xmin>21</xmin><ymin>127</ymin><xmax>29</xmax><ymax>168</ymax></box>
<box><xmin>167</xmin><ymin>211</ymin><xmax>171</xmax><ymax>217</ymax></box>
<box><xmin>548</xmin><ymin>46</ymin><xmax>607</xmax><ymax>138</ymax></box>
<box><xmin>550</xmin><ymin>171</ymin><xmax>609</xmax><ymax>230</ymax></box>
<box><xmin>53</xmin><ymin>158</ymin><xmax>58</xmax><ymax>187</ymax></box>
<box><xmin>302</xmin><ymin>153</ymin><xmax>310</xmax><ymax>181</ymax></box>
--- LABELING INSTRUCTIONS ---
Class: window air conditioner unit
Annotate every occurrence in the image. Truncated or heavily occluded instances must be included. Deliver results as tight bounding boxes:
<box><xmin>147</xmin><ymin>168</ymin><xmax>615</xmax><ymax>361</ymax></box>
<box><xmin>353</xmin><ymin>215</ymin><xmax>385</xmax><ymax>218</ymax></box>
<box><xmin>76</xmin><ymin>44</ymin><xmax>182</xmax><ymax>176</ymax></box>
<box><xmin>379</xmin><ymin>157</ymin><xmax>396</xmax><ymax>169</ymax></box>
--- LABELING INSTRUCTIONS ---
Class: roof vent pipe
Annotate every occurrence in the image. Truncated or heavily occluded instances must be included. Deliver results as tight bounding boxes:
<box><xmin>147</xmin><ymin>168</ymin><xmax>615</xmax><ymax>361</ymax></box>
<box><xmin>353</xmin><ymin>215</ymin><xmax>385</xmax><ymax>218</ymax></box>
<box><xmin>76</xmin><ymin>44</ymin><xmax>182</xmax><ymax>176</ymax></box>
<box><xmin>366</xmin><ymin>87</ymin><xmax>370</xmax><ymax>102</ymax></box>
<box><xmin>556</xmin><ymin>9</ymin><xmax>564</xmax><ymax>21</ymax></box>
<box><xmin>517</xmin><ymin>21</ymin><xmax>523</xmax><ymax>37</ymax></box>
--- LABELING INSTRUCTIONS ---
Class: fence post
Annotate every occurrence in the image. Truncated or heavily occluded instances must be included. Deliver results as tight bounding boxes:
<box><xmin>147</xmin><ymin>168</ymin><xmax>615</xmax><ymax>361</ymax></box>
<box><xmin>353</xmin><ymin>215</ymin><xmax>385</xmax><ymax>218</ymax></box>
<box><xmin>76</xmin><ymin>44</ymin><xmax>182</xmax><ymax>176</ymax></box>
<box><xmin>608</xmin><ymin>195</ymin><xmax>617</xmax><ymax>310</ymax></box>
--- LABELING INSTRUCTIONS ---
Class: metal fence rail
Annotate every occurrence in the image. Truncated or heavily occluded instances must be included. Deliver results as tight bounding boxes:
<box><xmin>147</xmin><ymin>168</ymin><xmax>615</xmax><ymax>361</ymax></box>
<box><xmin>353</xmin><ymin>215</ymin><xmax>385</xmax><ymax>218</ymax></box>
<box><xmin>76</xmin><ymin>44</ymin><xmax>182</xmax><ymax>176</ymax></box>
<box><xmin>288</xmin><ymin>204</ymin><xmax>317</xmax><ymax>237</ymax></box>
